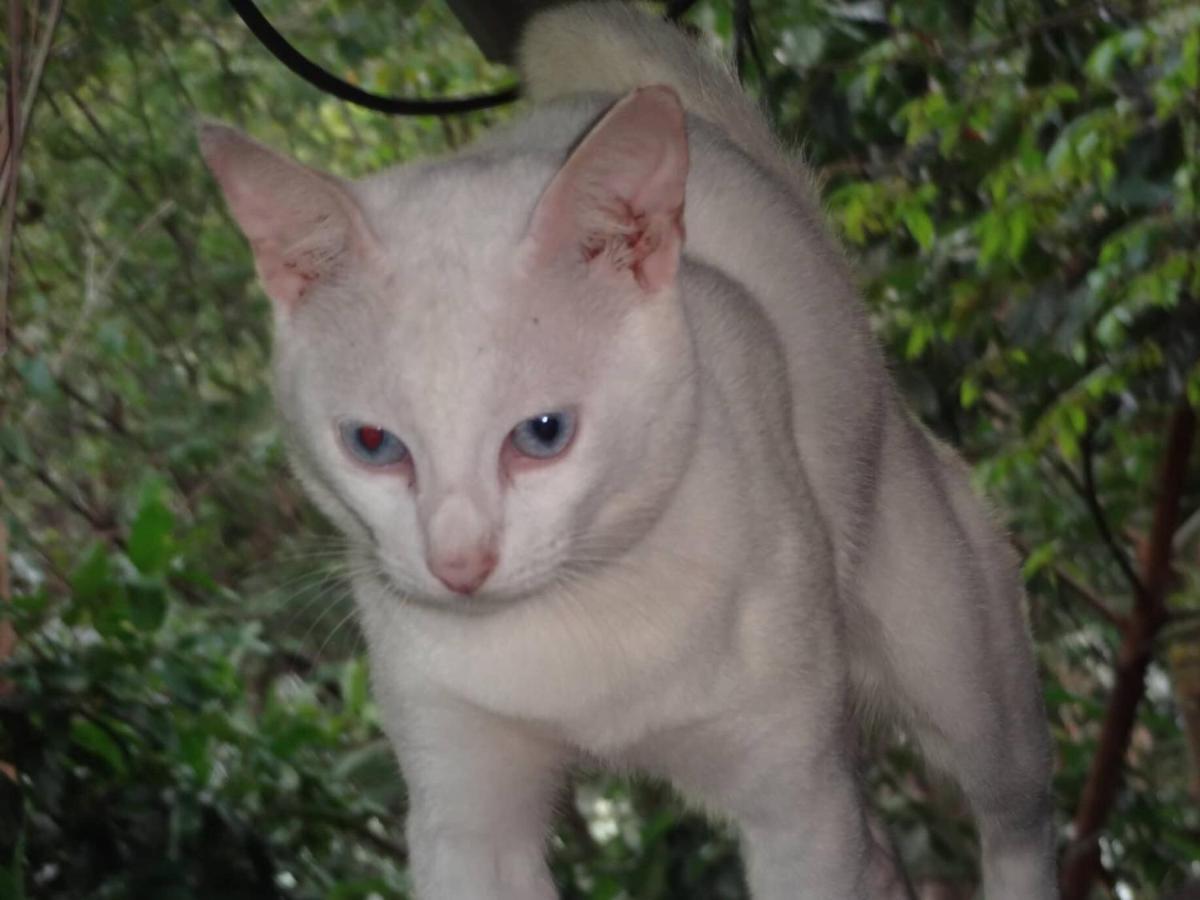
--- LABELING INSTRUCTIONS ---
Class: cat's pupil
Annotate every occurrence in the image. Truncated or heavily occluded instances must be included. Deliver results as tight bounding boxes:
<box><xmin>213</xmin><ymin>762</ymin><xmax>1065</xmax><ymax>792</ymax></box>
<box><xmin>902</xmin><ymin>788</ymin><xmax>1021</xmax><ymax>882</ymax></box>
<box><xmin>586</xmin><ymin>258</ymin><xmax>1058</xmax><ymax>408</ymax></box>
<box><xmin>530</xmin><ymin>415</ymin><xmax>560</xmax><ymax>444</ymax></box>
<box><xmin>357</xmin><ymin>426</ymin><xmax>385</xmax><ymax>452</ymax></box>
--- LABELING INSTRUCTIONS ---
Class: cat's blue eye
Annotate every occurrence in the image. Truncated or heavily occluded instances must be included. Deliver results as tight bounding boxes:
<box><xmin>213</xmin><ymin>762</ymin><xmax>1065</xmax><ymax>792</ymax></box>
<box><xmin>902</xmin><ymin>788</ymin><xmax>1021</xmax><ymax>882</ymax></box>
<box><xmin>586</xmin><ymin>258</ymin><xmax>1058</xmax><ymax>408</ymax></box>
<box><xmin>510</xmin><ymin>411</ymin><xmax>576</xmax><ymax>459</ymax></box>
<box><xmin>340</xmin><ymin>421</ymin><xmax>409</xmax><ymax>467</ymax></box>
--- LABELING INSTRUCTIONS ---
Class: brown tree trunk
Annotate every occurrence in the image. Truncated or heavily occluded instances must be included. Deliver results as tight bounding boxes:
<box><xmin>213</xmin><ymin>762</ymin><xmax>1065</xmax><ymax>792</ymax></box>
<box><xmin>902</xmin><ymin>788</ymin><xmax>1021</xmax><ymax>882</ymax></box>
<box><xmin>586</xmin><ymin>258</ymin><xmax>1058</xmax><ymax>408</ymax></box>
<box><xmin>1060</xmin><ymin>404</ymin><xmax>1196</xmax><ymax>900</ymax></box>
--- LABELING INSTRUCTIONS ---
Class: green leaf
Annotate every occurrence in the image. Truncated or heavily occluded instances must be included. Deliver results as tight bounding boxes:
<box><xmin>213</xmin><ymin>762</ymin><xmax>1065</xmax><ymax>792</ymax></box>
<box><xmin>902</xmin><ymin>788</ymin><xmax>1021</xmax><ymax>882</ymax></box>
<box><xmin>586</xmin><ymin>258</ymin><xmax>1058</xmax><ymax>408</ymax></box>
<box><xmin>959</xmin><ymin>377</ymin><xmax>980</xmax><ymax>409</ymax></box>
<box><xmin>905</xmin><ymin>321</ymin><xmax>933</xmax><ymax>360</ymax></box>
<box><xmin>978</xmin><ymin>212</ymin><xmax>1006</xmax><ymax>269</ymax></box>
<box><xmin>70</xmin><ymin>543</ymin><xmax>113</xmax><ymax>604</ymax></box>
<box><xmin>1021</xmin><ymin>542</ymin><xmax>1057</xmax><ymax>579</ymax></box>
<box><xmin>902</xmin><ymin>206</ymin><xmax>935</xmax><ymax>251</ymax></box>
<box><xmin>342</xmin><ymin>656</ymin><xmax>370</xmax><ymax>718</ymax></box>
<box><xmin>1187</xmin><ymin>360</ymin><xmax>1200</xmax><ymax>407</ymax></box>
<box><xmin>1067</xmin><ymin>405</ymin><xmax>1088</xmax><ymax>435</ymax></box>
<box><xmin>0</xmin><ymin>825</ymin><xmax>26</xmax><ymax>900</ymax></box>
<box><xmin>92</xmin><ymin>593</ymin><xmax>132</xmax><ymax>639</ymax></box>
<box><xmin>128</xmin><ymin>489</ymin><xmax>175</xmax><ymax>575</ymax></box>
<box><xmin>1007</xmin><ymin>206</ymin><xmax>1031</xmax><ymax>262</ymax></box>
<box><xmin>70</xmin><ymin>717</ymin><xmax>128</xmax><ymax>775</ymax></box>
<box><xmin>175</xmin><ymin>725</ymin><xmax>211</xmax><ymax>784</ymax></box>
<box><xmin>778</xmin><ymin>26</ymin><xmax>826</xmax><ymax>69</ymax></box>
<box><xmin>1085</xmin><ymin>35</ymin><xmax>1120</xmax><ymax>82</ymax></box>
<box><xmin>128</xmin><ymin>579</ymin><xmax>167</xmax><ymax>632</ymax></box>
<box><xmin>17</xmin><ymin>357</ymin><xmax>57</xmax><ymax>399</ymax></box>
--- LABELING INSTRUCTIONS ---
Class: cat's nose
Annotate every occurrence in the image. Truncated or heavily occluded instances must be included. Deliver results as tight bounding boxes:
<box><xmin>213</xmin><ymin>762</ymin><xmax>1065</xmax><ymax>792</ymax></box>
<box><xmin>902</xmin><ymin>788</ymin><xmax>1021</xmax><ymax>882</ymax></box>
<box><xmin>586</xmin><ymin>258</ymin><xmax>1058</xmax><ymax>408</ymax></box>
<box><xmin>424</xmin><ymin>493</ymin><xmax>498</xmax><ymax>595</ymax></box>
<box><xmin>427</xmin><ymin>547</ymin><xmax>498</xmax><ymax>595</ymax></box>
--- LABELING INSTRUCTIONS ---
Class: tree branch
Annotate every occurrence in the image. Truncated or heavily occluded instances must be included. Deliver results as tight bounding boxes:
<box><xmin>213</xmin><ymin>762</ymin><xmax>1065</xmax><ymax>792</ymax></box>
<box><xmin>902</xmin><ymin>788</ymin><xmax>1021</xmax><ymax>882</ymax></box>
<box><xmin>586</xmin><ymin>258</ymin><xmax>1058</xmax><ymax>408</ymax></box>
<box><xmin>0</xmin><ymin>0</ymin><xmax>63</xmax><ymax>356</ymax></box>
<box><xmin>0</xmin><ymin>0</ymin><xmax>63</xmax><ymax>192</ymax></box>
<box><xmin>1080</xmin><ymin>427</ymin><xmax>1146</xmax><ymax>597</ymax></box>
<box><xmin>1</xmin><ymin>0</ymin><xmax>24</xmax><ymax>358</ymax></box>
<box><xmin>1060</xmin><ymin>403</ymin><xmax>1197</xmax><ymax>900</ymax></box>
<box><xmin>19</xmin><ymin>454</ymin><xmax>118</xmax><ymax>536</ymax></box>
<box><xmin>1049</xmin><ymin>442</ymin><xmax>1144</xmax><ymax>597</ymax></box>
<box><xmin>1012</xmin><ymin>535</ymin><xmax>1124</xmax><ymax>628</ymax></box>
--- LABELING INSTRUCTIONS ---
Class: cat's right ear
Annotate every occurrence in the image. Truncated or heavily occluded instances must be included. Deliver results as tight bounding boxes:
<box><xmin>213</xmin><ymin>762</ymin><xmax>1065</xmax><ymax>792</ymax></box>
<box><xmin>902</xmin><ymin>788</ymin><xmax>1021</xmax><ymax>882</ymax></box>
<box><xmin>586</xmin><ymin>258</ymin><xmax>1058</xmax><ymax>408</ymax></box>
<box><xmin>198</xmin><ymin>121</ymin><xmax>375</xmax><ymax>310</ymax></box>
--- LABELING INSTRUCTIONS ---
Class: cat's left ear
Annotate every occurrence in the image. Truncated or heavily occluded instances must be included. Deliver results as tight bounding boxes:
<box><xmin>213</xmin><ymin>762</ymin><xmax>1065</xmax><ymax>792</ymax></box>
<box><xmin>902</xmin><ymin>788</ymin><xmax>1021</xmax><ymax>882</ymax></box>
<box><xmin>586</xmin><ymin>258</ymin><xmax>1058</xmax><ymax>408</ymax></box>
<box><xmin>524</xmin><ymin>85</ymin><xmax>688</xmax><ymax>294</ymax></box>
<box><xmin>198</xmin><ymin>121</ymin><xmax>376</xmax><ymax>310</ymax></box>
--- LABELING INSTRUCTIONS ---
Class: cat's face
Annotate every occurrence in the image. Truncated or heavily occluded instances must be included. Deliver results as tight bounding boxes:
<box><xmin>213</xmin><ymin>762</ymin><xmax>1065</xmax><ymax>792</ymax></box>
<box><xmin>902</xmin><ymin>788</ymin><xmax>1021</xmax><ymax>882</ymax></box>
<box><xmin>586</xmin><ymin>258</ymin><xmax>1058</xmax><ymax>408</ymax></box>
<box><xmin>202</xmin><ymin>88</ymin><xmax>697</xmax><ymax>609</ymax></box>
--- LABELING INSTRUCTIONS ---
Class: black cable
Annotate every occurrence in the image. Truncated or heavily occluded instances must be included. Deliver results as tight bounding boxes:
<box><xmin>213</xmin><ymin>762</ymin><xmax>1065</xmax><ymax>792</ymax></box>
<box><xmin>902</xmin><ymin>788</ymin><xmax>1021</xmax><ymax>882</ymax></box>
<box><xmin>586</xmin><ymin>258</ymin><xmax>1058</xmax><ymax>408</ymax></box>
<box><xmin>664</xmin><ymin>0</ymin><xmax>700</xmax><ymax>19</ymax></box>
<box><xmin>226</xmin><ymin>0</ymin><xmax>519</xmax><ymax>116</ymax></box>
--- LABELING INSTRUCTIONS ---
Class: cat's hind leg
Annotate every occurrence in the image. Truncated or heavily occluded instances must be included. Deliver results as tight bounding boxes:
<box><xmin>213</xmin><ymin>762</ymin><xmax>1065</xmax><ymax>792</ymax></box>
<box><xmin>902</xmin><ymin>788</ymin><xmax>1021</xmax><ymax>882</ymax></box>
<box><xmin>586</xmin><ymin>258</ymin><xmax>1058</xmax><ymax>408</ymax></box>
<box><xmin>640</xmin><ymin>696</ymin><xmax>913</xmax><ymax>900</ymax></box>
<box><xmin>852</xmin><ymin>423</ymin><xmax>1056</xmax><ymax>899</ymax></box>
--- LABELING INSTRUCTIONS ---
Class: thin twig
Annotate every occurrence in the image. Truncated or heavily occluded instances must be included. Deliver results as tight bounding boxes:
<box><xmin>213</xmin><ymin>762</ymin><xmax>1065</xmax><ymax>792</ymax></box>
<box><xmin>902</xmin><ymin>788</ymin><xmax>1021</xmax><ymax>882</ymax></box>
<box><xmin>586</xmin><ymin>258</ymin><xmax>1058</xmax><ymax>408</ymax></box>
<box><xmin>1053</xmin><ymin>566</ymin><xmax>1125</xmax><ymax>629</ymax></box>
<box><xmin>1080</xmin><ymin>428</ymin><xmax>1146</xmax><ymax>597</ymax></box>
<box><xmin>1046</xmin><ymin>446</ymin><xmax>1144</xmax><ymax>597</ymax></box>
<box><xmin>0</xmin><ymin>0</ymin><xmax>63</xmax><ymax>357</ymax></box>
<box><xmin>22</xmin><ymin>198</ymin><xmax>176</xmax><ymax>424</ymax></box>
<box><xmin>10</xmin><ymin>451</ymin><xmax>117</xmax><ymax>536</ymax></box>
<box><xmin>0</xmin><ymin>0</ymin><xmax>63</xmax><ymax>203</ymax></box>
<box><xmin>1</xmin><ymin>0</ymin><xmax>24</xmax><ymax>357</ymax></box>
<box><xmin>733</xmin><ymin>0</ymin><xmax>748</xmax><ymax>82</ymax></box>
<box><xmin>739</xmin><ymin>0</ymin><xmax>772</xmax><ymax>104</ymax></box>
<box><xmin>1011</xmin><ymin>535</ymin><xmax>1125</xmax><ymax>628</ymax></box>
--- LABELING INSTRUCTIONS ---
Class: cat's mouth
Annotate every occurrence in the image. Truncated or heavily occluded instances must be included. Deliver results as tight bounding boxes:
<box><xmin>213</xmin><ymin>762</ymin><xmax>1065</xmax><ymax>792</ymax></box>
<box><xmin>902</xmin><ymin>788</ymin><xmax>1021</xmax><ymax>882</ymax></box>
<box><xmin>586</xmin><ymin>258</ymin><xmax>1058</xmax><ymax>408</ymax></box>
<box><xmin>361</xmin><ymin>539</ymin><xmax>594</xmax><ymax>615</ymax></box>
<box><xmin>370</xmin><ymin>560</ymin><xmax>533</xmax><ymax>616</ymax></box>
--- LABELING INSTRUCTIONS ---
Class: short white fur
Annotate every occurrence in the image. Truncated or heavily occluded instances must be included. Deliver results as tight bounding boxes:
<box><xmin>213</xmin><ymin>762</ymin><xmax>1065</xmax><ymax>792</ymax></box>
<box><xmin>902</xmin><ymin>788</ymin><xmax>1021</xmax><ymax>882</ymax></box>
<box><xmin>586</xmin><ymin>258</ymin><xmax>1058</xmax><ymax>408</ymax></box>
<box><xmin>200</xmin><ymin>4</ymin><xmax>1056</xmax><ymax>898</ymax></box>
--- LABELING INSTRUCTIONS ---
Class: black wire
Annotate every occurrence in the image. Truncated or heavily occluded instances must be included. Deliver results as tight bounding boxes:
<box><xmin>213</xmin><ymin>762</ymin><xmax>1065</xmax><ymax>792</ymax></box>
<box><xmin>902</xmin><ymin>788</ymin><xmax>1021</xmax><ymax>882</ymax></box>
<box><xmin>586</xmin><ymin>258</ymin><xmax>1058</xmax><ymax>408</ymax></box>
<box><xmin>226</xmin><ymin>0</ymin><xmax>519</xmax><ymax>116</ymax></box>
<box><xmin>664</xmin><ymin>0</ymin><xmax>700</xmax><ymax>19</ymax></box>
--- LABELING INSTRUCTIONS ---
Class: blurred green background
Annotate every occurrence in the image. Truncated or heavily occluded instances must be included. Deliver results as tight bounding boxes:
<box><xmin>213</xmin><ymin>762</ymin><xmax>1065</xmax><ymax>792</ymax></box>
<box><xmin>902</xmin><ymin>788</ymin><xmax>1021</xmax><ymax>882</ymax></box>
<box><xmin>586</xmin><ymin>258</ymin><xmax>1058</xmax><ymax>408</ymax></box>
<box><xmin>1</xmin><ymin>1</ymin><xmax>1198</xmax><ymax>897</ymax></box>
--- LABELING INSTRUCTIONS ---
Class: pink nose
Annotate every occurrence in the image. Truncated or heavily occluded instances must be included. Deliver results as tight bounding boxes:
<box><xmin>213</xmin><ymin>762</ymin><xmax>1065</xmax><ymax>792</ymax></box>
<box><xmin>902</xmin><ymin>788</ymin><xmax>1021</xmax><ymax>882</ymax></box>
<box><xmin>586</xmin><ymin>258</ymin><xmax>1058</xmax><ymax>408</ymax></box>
<box><xmin>428</xmin><ymin>548</ymin><xmax>498</xmax><ymax>595</ymax></box>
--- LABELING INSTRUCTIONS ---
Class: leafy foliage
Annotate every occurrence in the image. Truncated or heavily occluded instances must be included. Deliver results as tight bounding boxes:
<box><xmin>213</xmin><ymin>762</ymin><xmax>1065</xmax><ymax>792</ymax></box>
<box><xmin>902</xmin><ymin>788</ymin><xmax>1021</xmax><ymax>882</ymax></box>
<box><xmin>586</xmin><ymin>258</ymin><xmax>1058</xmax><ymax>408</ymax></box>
<box><xmin>2</xmin><ymin>0</ymin><xmax>1198</xmax><ymax>898</ymax></box>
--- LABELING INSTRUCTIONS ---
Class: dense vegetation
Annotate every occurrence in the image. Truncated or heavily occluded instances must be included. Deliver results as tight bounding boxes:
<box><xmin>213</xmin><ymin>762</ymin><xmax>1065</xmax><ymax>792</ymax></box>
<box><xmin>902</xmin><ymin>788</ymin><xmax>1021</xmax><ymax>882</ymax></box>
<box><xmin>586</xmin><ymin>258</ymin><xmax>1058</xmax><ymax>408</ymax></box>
<box><xmin>2</xmin><ymin>0</ymin><xmax>1197</xmax><ymax>897</ymax></box>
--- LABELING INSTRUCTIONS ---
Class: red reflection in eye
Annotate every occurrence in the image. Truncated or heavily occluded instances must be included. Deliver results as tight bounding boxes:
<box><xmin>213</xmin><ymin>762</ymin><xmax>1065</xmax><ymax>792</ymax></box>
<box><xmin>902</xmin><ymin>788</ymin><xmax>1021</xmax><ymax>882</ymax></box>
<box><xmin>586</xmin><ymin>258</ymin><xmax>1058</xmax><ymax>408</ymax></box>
<box><xmin>357</xmin><ymin>426</ymin><xmax>385</xmax><ymax>452</ymax></box>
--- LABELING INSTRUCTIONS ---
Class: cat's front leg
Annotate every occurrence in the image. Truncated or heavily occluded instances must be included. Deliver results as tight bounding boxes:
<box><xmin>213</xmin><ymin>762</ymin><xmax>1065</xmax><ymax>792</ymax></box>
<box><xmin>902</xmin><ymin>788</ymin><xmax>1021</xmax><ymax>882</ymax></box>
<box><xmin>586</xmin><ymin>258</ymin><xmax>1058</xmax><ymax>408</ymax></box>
<box><xmin>395</xmin><ymin>699</ymin><xmax>567</xmax><ymax>900</ymax></box>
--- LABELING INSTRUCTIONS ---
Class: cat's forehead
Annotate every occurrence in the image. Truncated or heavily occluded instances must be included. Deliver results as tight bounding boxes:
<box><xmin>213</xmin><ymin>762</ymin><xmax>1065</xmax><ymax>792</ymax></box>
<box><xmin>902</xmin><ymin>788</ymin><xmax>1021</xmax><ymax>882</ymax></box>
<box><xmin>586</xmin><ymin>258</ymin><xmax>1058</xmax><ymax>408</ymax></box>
<box><xmin>296</xmin><ymin>156</ymin><xmax>626</xmax><ymax>421</ymax></box>
<box><xmin>357</xmin><ymin>153</ymin><xmax>553</xmax><ymax>264</ymax></box>
<box><xmin>363</xmin><ymin>156</ymin><xmax>620</xmax><ymax>333</ymax></box>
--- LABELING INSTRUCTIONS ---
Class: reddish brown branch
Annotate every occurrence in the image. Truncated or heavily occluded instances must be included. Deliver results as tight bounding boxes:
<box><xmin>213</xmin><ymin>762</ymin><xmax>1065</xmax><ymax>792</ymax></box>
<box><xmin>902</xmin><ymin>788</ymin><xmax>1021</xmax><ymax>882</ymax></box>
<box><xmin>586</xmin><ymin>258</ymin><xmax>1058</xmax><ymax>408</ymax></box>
<box><xmin>1</xmin><ymin>0</ymin><xmax>24</xmax><ymax>356</ymax></box>
<box><xmin>1060</xmin><ymin>404</ymin><xmax>1197</xmax><ymax>900</ymax></box>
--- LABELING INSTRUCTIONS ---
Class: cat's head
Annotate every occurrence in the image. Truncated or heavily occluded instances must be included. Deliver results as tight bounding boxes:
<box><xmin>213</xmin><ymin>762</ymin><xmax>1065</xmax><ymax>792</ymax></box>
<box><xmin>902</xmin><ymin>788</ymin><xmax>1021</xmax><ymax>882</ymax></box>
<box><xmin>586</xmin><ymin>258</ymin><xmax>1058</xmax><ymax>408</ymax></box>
<box><xmin>200</xmin><ymin>87</ymin><xmax>698</xmax><ymax>609</ymax></box>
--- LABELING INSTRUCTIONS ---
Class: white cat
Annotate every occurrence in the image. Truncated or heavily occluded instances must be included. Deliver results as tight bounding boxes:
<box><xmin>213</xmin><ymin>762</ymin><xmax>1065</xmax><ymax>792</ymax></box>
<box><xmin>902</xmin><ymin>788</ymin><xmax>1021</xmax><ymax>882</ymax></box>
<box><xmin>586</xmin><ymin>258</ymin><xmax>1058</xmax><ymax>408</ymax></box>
<box><xmin>200</xmin><ymin>3</ymin><xmax>1056</xmax><ymax>898</ymax></box>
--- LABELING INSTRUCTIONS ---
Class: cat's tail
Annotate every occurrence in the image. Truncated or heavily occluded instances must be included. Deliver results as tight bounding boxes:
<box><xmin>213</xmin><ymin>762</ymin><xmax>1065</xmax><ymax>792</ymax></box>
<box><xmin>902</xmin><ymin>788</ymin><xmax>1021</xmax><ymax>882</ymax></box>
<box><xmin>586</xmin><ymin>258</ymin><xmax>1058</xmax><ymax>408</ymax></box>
<box><xmin>518</xmin><ymin>2</ymin><xmax>805</xmax><ymax>190</ymax></box>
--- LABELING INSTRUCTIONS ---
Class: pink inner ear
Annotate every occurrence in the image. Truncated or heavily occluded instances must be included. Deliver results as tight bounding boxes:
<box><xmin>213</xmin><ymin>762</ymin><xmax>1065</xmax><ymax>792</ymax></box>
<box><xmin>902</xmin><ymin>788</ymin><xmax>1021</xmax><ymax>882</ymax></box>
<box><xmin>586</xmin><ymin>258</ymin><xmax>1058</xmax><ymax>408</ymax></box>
<box><xmin>199</xmin><ymin>122</ymin><xmax>369</xmax><ymax>309</ymax></box>
<box><xmin>527</xmin><ymin>85</ymin><xmax>689</xmax><ymax>294</ymax></box>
